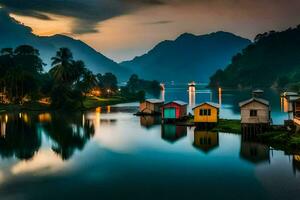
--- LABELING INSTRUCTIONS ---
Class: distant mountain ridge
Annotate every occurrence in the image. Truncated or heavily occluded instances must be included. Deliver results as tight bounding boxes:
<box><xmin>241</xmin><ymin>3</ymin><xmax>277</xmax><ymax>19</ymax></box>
<box><xmin>120</xmin><ymin>31</ymin><xmax>251</xmax><ymax>83</ymax></box>
<box><xmin>209</xmin><ymin>25</ymin><xmax>300</xmax><ymax>89</ymax></box>
<box><xmin>0</xmin><ymin>10</ymin><xmax>130</xmax><ymax>80</ymax></box>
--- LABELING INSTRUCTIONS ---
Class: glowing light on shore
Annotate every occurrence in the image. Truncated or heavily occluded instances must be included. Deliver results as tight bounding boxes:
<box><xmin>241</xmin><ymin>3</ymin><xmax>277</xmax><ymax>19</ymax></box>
<box><xmin>218</xmin><ymin>87</ymin><xmax>222</xmax><ymax>107</ymax></box>
<box><xmin>5</xmin><ymin>114</ymin><xmax>8</xmax><ymax>123</ymax></box>
<box><xmin>188</xmin><ymin>82</ymin><xmax>196</xmax><ymax>108</ymax></box>
<box><xmin>38</xmin><ymin>113</ymin><xmax>52</xmax><ymax>123</ymax></box>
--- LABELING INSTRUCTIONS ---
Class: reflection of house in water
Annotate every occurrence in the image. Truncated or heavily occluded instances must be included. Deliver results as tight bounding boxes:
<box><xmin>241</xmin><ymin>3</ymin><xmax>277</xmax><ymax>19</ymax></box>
<box><xmin>140</xmin><ymin>116</ymin><xmax>161</xmax><ymax>129</ymax></box>
<box><xmin>292</xmin><ymin>155</ymin><xmax>300</xmax><ymax>175</ymax></box>
<box><xmin>193</xmin><ymin>129</ymin><xmax>219</xmax><ymax>153</ymax></box>
<box><xmin>161</xmin><ymin>125</ymin><xmax>187</xmax><ymax>143</ymax></box>
<box><xmin>240</xmin><ymin>141</ymin><xmax>270</xmax><ymax>165</ymax></box>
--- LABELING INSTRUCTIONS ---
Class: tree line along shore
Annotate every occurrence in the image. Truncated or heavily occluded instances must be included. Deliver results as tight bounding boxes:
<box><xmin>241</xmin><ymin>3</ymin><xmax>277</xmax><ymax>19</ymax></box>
<box><xmin>0</xmin><ymin>45</ymin><xmax>161</xmax><ymax>111</ymax></box>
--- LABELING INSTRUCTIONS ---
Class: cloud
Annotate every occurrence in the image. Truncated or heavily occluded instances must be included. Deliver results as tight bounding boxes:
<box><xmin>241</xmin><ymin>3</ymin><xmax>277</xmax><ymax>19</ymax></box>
<box><xmin>0</xmin><ymin>0</ymin><xmax>170</xmax><ymax>34</ymax></box>
<box><xmin>143</xmin><ymin>20</ymin><xmax>173</xmax><ymax>25</ymax></box>
<box><xmin>1</xmin><ymin>0</ymin><xmax>300</xmax><ymax>36</ymax></box>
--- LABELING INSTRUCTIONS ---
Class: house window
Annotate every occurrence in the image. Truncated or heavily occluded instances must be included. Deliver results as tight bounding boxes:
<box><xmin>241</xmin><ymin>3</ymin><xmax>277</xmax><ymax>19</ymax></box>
<box><xmin>250</xmin><ymin>110</ymin><xmax>257</xmax><ymax>117</ymax></box>
<box><xmin>200</xmin><ymin>109</ymin><xmax>211</xmax><ymax>116</ymax></box>
<box><xmin>207</xmin><ymin>109</ymin><xmax>211</xmax><ymax>116</ymax></box>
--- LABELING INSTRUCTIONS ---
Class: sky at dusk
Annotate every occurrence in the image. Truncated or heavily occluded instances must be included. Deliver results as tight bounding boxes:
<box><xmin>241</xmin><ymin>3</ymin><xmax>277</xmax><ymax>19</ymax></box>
<box><xmin>1</xmin><ymin>0</ymin><xmax>300</xmax><ymax>61</ymax></box>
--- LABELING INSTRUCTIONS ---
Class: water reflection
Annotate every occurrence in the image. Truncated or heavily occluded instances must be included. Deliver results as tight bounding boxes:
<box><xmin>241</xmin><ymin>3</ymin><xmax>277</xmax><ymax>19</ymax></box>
<box><xmin>193</xmin><ymin>129</ymin><xmax>219</xmax><ymax>153</ymax></box>
<box><xmin>161</xmin><ymin>124</ymin><xmax>187</xmax><ymax>143</ymax></box>
<box><xmin>140</xmin><ymin>116</ymin><xmax>161</xmax><ymax>129</ymax></box>
<box><xmin>240</xmin><ymin>140</ymin><xmax>270</xmax><ymax>165</ymax></box>
<box><xmin>0</xmin><ymin>112</ymin><xmax>95</xmax><ymax>161</ymax></box>
<box><xmin>0</xmin><ymin>113</ymin><xmax>41</xmax><ymax>160</ymax></box>
<box><xmin>292</xmin><ymin>155</ymin><xmax>300</xmax><ymax>176</ymax></box>
<box><xmin>0</xmin><ymin>108</ymin><xmax>300</xmax><ymax>200</ymax></box>
<box><xmin>41</xmin><ymin>113</ymin><xmax>95</xmax><ymax>160</ymax></box>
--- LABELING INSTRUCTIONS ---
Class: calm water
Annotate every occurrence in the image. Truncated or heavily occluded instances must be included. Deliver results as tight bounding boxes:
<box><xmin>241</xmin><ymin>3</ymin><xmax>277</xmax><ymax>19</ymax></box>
<box><xmin>0</xmin><ymin>87</ymin><xmax>298</xmax><ymax>200</ymax></box>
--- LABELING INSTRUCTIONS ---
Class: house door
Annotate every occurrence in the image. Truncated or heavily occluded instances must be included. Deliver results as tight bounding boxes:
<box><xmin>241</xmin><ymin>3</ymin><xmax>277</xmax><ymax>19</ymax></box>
<box><xmin>164</xmin><ymin>108</ymin><xmax>176</xmax><ymax>119</ymax></box>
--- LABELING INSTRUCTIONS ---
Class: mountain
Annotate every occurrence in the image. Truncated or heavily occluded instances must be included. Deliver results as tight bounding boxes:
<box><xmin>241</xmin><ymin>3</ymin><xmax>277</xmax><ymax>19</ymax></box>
<box><xmin>0</xmin><ymin>10</ymin><xmax>130</xmax><ymax>80</ymax></box>
<box><xmin>120</xmin><ymin>31</ymin><xmax>251</xmax><ymax>83</ymax></box>
<box><xmin>209</xmin><ymin>25</ymin><xmax>300</xmax><ymax>89</ymax></box>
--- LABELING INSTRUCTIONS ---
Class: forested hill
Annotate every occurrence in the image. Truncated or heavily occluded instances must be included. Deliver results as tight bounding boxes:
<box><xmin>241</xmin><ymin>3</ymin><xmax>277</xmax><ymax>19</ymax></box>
<box><xmin>120</xmin><ymin>31</ymin><xmax>251</xmax><ymax>83</ymax></box>
<box><xmin>209</xmin><ymin>25</ymin><xmax>300</xmax><ymax>89</ymax></box>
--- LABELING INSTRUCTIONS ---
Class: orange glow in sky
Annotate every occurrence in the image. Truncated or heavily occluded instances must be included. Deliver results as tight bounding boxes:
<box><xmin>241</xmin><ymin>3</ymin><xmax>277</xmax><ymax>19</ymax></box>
<box><xmin>6</xmin><ymin>1</ymin><xmax>300</xmax><ymax>62</ymax></box>
<box><xmin>10</xmin><ymin>13</ymin><xmax>74</xmax><ymax>37</ymax></box>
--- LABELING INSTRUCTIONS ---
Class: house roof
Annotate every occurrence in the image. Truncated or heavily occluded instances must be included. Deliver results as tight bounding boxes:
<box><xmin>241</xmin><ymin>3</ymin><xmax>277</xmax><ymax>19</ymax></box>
<box><xmin>145</xmin><ymin>99</ymin><xmax>164</xmax><ymax>104</ymax></box>
<box><xmin>282</xmin><ymin>92</ymin><xmax>299</xmax><ymax>97</ymax></box>
<box><xmin>289</xmin><ymin>96</ymin><xmax>300</xmax><ymax>102</ymax></box>
<box><xmin>239</xmin><ymin>98</ymin><xmax>269</xmax><ymax>107</ymax></box>
<box><xmin>192</xmin><ymin>102</ymin><xmax>220</xmax><ymax>110</ymax></box>
<box><xmin>253</xmin><ymin>89</ymin><xmax>264</xmax><ymax>93</ymax></box>
<box><xmin>164</xmin><ymin>100</ymin><xmax>188</xmax><ymax>106</ymax></box>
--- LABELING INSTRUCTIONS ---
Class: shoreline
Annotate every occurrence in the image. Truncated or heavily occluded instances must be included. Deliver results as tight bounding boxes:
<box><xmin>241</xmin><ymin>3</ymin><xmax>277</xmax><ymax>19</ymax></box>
<box><xmin>0</xmin><ymin>96</ymin><xmax>141</xmax><ymax>113</ymax></box>
<box><xmin>1</xmin><ymin>102</ymin><xmax>300</xmax><ymax>154</ymax></box>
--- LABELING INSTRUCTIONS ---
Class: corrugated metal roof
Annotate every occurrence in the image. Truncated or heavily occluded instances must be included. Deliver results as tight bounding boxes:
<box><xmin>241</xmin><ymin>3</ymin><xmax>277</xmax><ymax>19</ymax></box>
<box><xmin>282</xmin><ymin>92</ymin><xmax>298</xmax><ymax>97</ymax></box>
<box><xmin>192</xmin><ymin>102</ymin><xmax>220</xmax><ymax>109</ymax></box>
<box><xmin>253</xmin><ymin>89</ymin><xmax>264</xmax><ymax>93</ymax></box>
<box><xmin>239</xmin><ymin>98</ymin><xmax>269</xmax><ymax>107</ymax></box>
<box><xmin>164</xmin><ymin>100</ymin><xmax>188</xmax><ymax>106</ymax></box>
<box><xmin>145</xmin><ymin>99</ymin><xmax>164</xmax><ymax>104</ymax></box>
<box><xmin>289</xmin><ymin>96</ymin><xmax>300</xmax><ymax>101</ymax></box>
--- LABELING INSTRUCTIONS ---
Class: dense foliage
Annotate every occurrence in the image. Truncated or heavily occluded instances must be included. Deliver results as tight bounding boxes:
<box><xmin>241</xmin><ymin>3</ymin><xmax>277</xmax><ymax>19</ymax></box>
<box><xmin>0</xmin><ymin>46</ymin><xmax>158</xmax><ymax>109</ymax></box>
<box><xmin>126</xmin><ymin>74</ymin><xmax>161</xmax><ymax>97</ymax></box>
<box><xmin>209</xmin><ymin>25</ymin><xmax>300</xmax><ymax>90</ymax></box>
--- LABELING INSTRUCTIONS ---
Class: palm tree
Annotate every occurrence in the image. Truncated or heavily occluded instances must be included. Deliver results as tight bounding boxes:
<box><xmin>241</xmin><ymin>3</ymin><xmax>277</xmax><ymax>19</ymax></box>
<box><xmin>73</xmin><ymin>60</ymin><xmax>86</xmax><ymax>83</ymax></box>
<box><xmin>81</xmin><ymin>70</ymin><xmax>98</xmax><ymax>92</ymax></box>
<box><xmin>50</xmin><ymin>48</ymin><xmax>75</xmax><ymax>84</ymax></box>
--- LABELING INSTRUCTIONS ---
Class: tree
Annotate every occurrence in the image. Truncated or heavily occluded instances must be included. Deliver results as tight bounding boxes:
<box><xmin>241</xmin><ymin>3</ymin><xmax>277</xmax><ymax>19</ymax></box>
<box><xmin>50</xmin><ymin>48</ymin><xmax>75</xmax><ymax>84</ymax></box>
<box><xmin>0</xmin><ymin>46</ymin><xmax>44</xmax><ymax>103</ymax></box>
<box><xmin>127</xmin><ymin>74</ymin><xmax>139</xmax><ymax>93</ymax></box>
<box><xmin>98</xmin><ymin>72</ymin><xmax>118</xmax><ymax>96</ymax></box>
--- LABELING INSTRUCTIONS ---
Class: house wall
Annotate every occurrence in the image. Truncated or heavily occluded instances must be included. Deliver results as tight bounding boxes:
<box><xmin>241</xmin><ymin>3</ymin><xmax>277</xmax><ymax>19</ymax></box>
<box><xmin>241</xmin><ymin>102</ymin><xmax>270</xmax><ymax>124</ymax></box>
<box><xmin>162</xmin><ymin>103</ymin><xmax>187</xmax><ymax>119</ymax></box>
<box><xmin>140</xmin><ymin>102</ymin><xmax>147</xmax><ymax>113</ymax></box>
<box><xmin>153</xmin><ymin>103</ymin><xmax>164</xmax><ymax>113</ymax></box>
<box><xmin>140</xmin><ymin>102</ymin><xmax>163</xmax><ymax>114</ymax></box>
<box><xmin>194</xmin><ymin>104</ymin><xmax>218</xmax><ymax>123</ymax></box>
<box><xmin>179</xmin><ymin>105</ymin><xmax>187</xmax><ymax>118</ymax></box>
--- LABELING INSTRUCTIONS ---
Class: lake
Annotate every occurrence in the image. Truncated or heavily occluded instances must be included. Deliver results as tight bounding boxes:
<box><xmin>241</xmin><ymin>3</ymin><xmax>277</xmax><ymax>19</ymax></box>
<box><xmin>0</xmin><ymin>86</ymin><xmax>299</xmax><ymax>200</ymax></box>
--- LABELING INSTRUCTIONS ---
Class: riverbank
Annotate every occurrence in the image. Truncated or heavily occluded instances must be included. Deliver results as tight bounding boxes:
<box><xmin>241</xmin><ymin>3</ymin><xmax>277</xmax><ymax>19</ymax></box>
<box><xmin>258</xmin><ymin>131</ymin><xmax>300</xmax><ymax>154</ymax></box>
<box><xmin>83</xmin><ymin>96</ymin><xmax>139</xmax><ymax>110</ymax></box>
<box><xmin>0</xmin><ymin>95</ymin><xmax>141</xmax><ymax>112</ymax></box>
<box><xmin>167</xmin><ymin>117</ymin><xmax>300</xmax><ymax>152</ymax></box>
